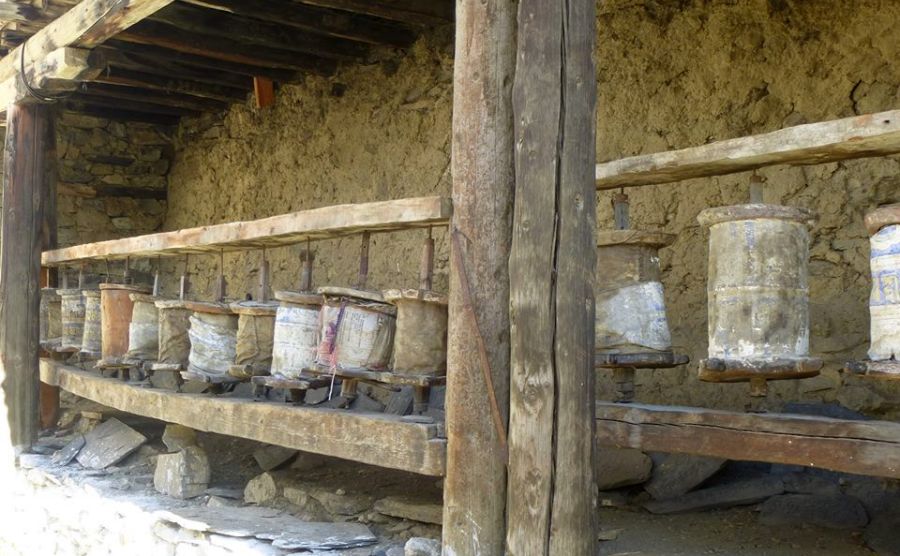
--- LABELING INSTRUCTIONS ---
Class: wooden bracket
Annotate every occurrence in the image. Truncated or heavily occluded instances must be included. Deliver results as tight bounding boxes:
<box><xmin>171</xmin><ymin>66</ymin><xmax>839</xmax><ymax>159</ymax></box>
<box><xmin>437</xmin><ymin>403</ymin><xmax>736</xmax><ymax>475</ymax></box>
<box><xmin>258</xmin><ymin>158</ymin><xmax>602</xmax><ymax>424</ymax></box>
<box><xmin>253</xmin><ymin>76</ymin><xmax>274</xmax><ymax>109</ymax></box>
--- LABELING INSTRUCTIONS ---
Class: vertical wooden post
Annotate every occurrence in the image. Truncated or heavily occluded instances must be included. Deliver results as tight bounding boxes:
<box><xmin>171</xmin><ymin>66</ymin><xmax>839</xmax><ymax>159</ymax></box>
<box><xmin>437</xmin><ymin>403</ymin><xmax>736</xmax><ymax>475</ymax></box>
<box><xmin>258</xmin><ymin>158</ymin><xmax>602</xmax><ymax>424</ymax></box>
<box><xmin>442</xmin><ymin>0</ymin><xmax>516</xmax><ymax>554</ymax></box>
<box><xmin>0</xmin><ymin>102</ymin><xmax>56</xmax><ymax>452</ymax></box>
<box><xmin>506</xmin><ymin>0</ymin><xmax>598</xmax><ymax>553</ymax></box>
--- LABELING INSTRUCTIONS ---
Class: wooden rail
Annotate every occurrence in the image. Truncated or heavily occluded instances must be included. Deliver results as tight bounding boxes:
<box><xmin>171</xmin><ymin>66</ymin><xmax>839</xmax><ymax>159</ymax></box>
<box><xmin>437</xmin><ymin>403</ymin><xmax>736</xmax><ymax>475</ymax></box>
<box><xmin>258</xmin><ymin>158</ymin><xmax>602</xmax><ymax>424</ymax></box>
<box><xmin>42</xmin><ymin>196</ymin><xmax>452</xmax><ymax>265</ymax></box>
<box><xmin>596</xmin><ymin>402</ymin><xmax>900</xmax><ymax>479</ymax></box>
<box><xmin>595</xmin><ymin>110</ymin><xmax>900</xmax><ymax>189</ymax></box>
<box><xmin>40</xmin><ymin>359</ymin><xmax>447</xmax><ymax>476</ymax></box>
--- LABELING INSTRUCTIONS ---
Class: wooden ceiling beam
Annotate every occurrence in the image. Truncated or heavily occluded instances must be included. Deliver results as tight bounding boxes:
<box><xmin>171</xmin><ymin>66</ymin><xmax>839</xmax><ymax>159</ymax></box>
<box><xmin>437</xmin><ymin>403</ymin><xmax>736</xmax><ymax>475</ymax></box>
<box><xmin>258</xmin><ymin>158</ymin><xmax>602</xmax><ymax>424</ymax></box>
<box><xmin>117</xmin><ymin>20</ymin><xmax>337</xmax><ymax>75</ymax></box>
<box><xmin>0</xmin><ymin>0</ymin><xmax>176</xmax><ymax>85</ymax></box>
<box><xmin>70</xmin><ymin>92</ymin><xmax>200</xmax><ymax>117</ymax></box>
<box><xmin>150</xmin><ymin>2</ymin><xmax>367</xmax><ymax>61</ymax></box>
<box><xmin>77</xmin><ymin>81</ymin><xmax>228</xmax><ymax>113</ymax></box>
<box><xmin>92</xmin><ymin>66</ymin><xmax>248</xmax><ymax>103</ymax></box>
<box><xmin>181</xmin><ymin>0</ymin><xmax>417</xmax><ymax>47</ymax></box>
<box><xmin>293</xmin><ymin>0</ymin><xmax>453</xmax><ymax>26</ymax></box>
<box><xmin>98</xmin><ymin>44</ymin><xmax>260</xmax><ymax>89</ymax></box>
<box><xmin>0</xmin><ymin>47</ymin><xmax>102</xmax><ymax>113</ymax></box>
<box><xmin>62</xmin><ymin>101</ymin><xmax>181</xmax><ymax>126</ymax></box>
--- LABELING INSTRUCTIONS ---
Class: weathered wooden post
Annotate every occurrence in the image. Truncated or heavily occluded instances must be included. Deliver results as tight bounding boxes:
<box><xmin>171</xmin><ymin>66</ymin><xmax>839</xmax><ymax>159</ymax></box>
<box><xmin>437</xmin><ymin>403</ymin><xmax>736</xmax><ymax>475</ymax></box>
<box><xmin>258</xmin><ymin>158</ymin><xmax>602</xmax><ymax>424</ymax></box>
<box><xmin>506</xmin><ymin>0</ymin><xmax>598</xmax><ymax>553</ymax></box>
<box><xmin>442</xmin><ymin>0</ymin><xmax>516</xmax><ymax>554</ymax></box>
<box><xmin>0</xmin><ymin>102</ymin><xmax>56</xmax><ymax>452</ymax></box>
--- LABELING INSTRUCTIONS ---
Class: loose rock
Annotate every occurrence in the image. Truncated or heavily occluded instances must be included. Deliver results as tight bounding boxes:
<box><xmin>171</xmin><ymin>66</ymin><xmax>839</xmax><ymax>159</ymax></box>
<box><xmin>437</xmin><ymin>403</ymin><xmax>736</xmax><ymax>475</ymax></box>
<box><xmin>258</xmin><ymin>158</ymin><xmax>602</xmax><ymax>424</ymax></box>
<box><xmin>644</xmin><ymin>454</ymin><xmax>726</xmax><ymax>500</ymax></box>
<box><xmin>864</xmin><ymin>511</ymin><xmax>900</xmax><ymax>556</ymax></box>
<box><xmin>759</xmin><ymin>494</ymin><xmax>869</xmax><ymax>529</ymax></box>
<box><xmin>644</xmin><ymin>475</ymin><xmax>784</xmax><ymax>514</ymax></box>
<box><xmin>162</xmin><ymin>424</ymin><xmax>198</xmax><ymax>452</ymax></box>
<box><xmin>404</xmin><ymin>537</ymin><xmax>440</xmax><ymax>556</ymax></box>
<box><xmin>375</xmin><ymin>495</ymin><xmax>443</xmax><ymax>525</ymax></box>
<box><xmin>76</xmin><ymin>418</ymin><xmax>147</xmax><ymax>469</ymax></box>
<box><xmin>244</xmin><ymin>472</ymin><xmax>280</xmax><ymax>504</ymax></box>
<box><xmin>154</xmin><ymin>446</ymin><xmax>211</xmax><ymax>499</ymax></box>
<box><xmin>596</xmin><ymin>447</ymin><xmax>653</xmax><ymax>490</ymax></box>
<box><xmin>253</xmin><ymin>445</ymin><xmax>297</xmax><ymax>471</ymax></box>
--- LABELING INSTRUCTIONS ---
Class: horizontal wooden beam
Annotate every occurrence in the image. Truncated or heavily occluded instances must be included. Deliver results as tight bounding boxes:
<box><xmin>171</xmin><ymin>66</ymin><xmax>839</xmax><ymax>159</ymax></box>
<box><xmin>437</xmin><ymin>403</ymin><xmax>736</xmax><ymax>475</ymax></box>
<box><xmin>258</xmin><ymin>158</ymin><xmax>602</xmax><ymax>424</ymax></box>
<box><xmin>70</xmin><ymin>92</ymin><xmax>200</xmax><ymax>117</ymax></box>
<box><xmin>0</xmin><ymin>1</ymin><xmax>40</xmax><ymax>22</ymax></box>
<box><xmin>91</xmin><ymin>66</ymin><xmax>249</xmax><ymax>103</ymax></box>
<box><xmin>296</xmin><ymin>0</ymin><xmax>453</xmax><ymax>26</ymax></box>
<box><xmin>99</xmin><ymin>43</ymin><xmax>261</xmax><ymax>88</ymax></box>
<box><xmin>40</xmin><ymin>360</ymin><xmax>446</xmax><ymax>476</ymax></box>
<box><xmin>62</xmin><ymin>101</ymin><xmax>181</xmax><ymax>126</ymax></box>
<box><xmin>150</xmin><ymin>2</ymin><xmax>368</xmax><ymax>61</ymax></box>
<box><xmin>78</xmin><ymin>82</ymin><xmax>229</xmax><ymax>113</ymax></box>
<box><xmin>0</xmin><ymin>0</ymin><xmax>175</xmax><ymax>86</ymax></box>
<box><xmin>596</xmin><ymin>111</ymin><xmax>900</xmax><ymax>189</ymax></box>
<box><xmin>596</xmin><ymin>401</ymin><xmax>900</xmax><ymax>479</ymax></box>
<box><xmin>0</xmin><ymin>47</ymin><xmax>102</xmax><ymax>112</ymax></box>
<box><xmin>59</xmin><ymin>182</ymin><xmax>166</xmax><ymax>200</ymax></box>
<box><xmin>182</xmin><ymin>0</ymin><xmax>417</xmax><ymax>47</ymax></box>
<box><xmin>118</xmin><ymin>20</ymin><xmax>337</xmax><ymax>75</ymax></box>
<box><xmin>42</xmin><ymin>196</ymin><xmax>452</xmax><ymax>264</ymax></box>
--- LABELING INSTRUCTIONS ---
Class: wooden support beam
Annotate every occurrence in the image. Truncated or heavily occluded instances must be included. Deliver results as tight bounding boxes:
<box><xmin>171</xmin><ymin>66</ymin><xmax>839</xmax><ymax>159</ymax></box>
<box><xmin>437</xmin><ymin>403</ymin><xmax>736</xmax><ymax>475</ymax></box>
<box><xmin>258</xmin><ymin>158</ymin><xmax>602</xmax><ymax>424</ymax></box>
<box><xmin>119</xmin><ymin>20</ymin><xmax>337</xmax><ymax>76</ymax></box>
<box><xmin>182</xmin><ymin>0</ymin><xmax>417</xmax><ymax>47</ymax></box>
<box><xmin>0</xmin><ymin>0</ymin><xmax>176</xmax><ymax>86</ymax></box>
<box><xmin>441</xmin><ymin>1</ymin><xmax>515</xmax><ymax>554</ymax></box>
<box><xmin>0</xmin><ymin>102</ymin><xmax>55</xmax><ymax>452</ymax></box>
<box><xmin>596</xmin><ymin>402</ymin><xmax>900</xmax><ymax>479</ymax></box>
<box><xmin>92</xmin><ymin>66</ymin><xmax>248</xmax><ymax>103</ymax></box>
<box><xmin>102</xmin><ymin>42</ymin><xmax>303</xmax><ymax>84</ymax></box>
<box><xmin>295</xmin><ymin>0</ymin><xmax>453</xmax><ymax>26</ymax></box>
<box><xmin>0</xmin><ymin>1</ymin><xmax>41</xmax><ymax>23</ymax></box>
<box><xmin>150</xmin><ymin>2</ymin><xmax>368</xmax><ymax>61</ymax></box>
<box><xmin>253</xmin><ymin>77</ymin><xmax>275</xmax><ymax>109</ymax></box>
<box><xmin>62</xmin><ymin>101</ymin><xmax>180</xmax><ymax>126</ymax></box>
<box><xmin>0</xmin><ymin>47</ymin><xmax>102</xmax><ymax>113</ymax></box>
<box><xmin>596</xmin><ymin>110</ymin><xmax>900</xmax><ymax>189</ymax></box>
<box><xmin>40</xmin><ymin>360</ymin><xmax>446</xmax><ymax>476</ymax></box>
<box><xmin>506</xmin><ymin>0</ymin><xmax>597</xmax><ymax>553</ymax></box>
<box><xmin>42</xmin><ymin>196</ymin><xmax>451</xmax><ymax>264</ymax></box>
<box><xmin>78</xmin><ymin>82</ymin><xmax>229</xmax><ymax>113</ymax></box>
<box><xmin>71</xmin><ymin>92</ymin><xmax>200</xmax><ymax>117</ymax></box>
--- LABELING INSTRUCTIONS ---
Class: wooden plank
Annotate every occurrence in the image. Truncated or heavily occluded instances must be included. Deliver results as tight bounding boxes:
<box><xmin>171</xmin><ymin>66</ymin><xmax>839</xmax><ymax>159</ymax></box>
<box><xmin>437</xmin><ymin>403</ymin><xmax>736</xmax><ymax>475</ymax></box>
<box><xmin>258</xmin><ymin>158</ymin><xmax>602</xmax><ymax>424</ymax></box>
<box><xmin>42</xmin><ymin>196</ymin><xmax>452</xmax><ymax>265</ymax></box>
<box><xmin>181</xmin><ymin>0</ymin><xmax>417</xmax><ymax>47</ymax></box>
<box><xmin>78</xmin><ymin>82</ymin><xmax>229</xmax><ymax>113</ymax></box>
<box><xmin>295</xmin><ymin>0</ymin><xmax>453</xmax><ymax>26</ymax></box>
<box><xmin>0</xmin><ymin>102</ymin><xmax>55</xmax><ymax>451</ymax></box>
<box><xmin>596</xmin><ymin>110</ymin><xmax>900</xmax><ymax>189</ymax></box>
<box><xmin>253</xmin><ymin>77</ymin><xmax>275</xmax><ymax>109</ymax></box>
<box><xmin>506</xmin><ymin>0</ymin><xmax>596</xmax><ymax>553</ymax></box>
<box><xmin>62</xmin><ymin>101</ymin><xmax>181</xmax><ymax>126</ymax></box>
<box><xmin>40</xmin><ymin>359</ymin><xmax>447</xmax><ymax>476</ymax></box>
<box><xmin>0</xmin><ymin>0</ymin><xmax>175</xmax><ymax>86</ymax></box>
<box><xmin>93</xmin><ymin>66</ymin><xmax>249</xmax><ymax>103</ymax></box>
<box><xmin>0</xmin><ymin>47</ymin><xmax>103</xmax><ymax>112</ymax></box>
<box><xmin>864</xmin><ymin>202</ymin><xmax>900</xmax><ymax>235</ymax></box>
<box><xmin>596</xmin><ymin>402</ymin><xmax>900</xmax><ymax>479</ymax></box>
<box><xmin>441</xmin><ymin>0</ymin><xmax>515</xmax><ymax>553</ymax></box>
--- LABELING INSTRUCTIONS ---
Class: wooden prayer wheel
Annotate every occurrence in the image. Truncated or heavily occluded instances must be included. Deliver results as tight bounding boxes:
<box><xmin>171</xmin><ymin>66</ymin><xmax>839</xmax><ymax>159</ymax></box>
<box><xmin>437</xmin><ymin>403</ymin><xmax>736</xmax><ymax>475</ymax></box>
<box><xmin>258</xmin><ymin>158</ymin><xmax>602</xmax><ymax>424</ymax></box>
<box><xmin>697</xmin><ymin>204</ymin><xmax>822</xmax><ymax>388</ymax></box>
<box><xmin>57</xmin><ymin>288</ymin><xmax>85</xmax><ymax>352</ymax></box>
<box><xmin>123</xmin><ymin>293</ymin><xmax>160</xmax><ymax>364</ymax></box>
<box><xmin>595</xmin><ymin>230</ymin><xmax>675</xmax><ymax>355</ymax></box>
<box><xmin>383</xmin><ymin>289</ymin><xmax>448</xmax><ymax>376</ymax></box>
<box><xmin>271</xmin><ymin>291</ymin><xmax>323</xmax><ymax>379</ymax></box>
<box><xmin>99</xmin><ymin>283</ymin><xmax>151</xmax><ymax>367</ymax></box>
<box><xmin>229</xmin><ymin>301</ymin><xmax>278</xmax><ymax>380</ymax></box>
<box><xmin>316</xmin><ymin>287</ymin><xmax>396</xmax><ymax>371</ymax></box>
<box><xmin>80</xmin><ymin>290</ymin><xmax>102</xmax><ymax>359</ymax></box>
<box><xmin>184</xmin><ymin>301</ymin><xmax>238</xmax><ymax>381</ymax></box>
<box><xmin>40</xmin><ymin>288</ymin><xmax>62</xmax><ymax>350</ymax></box>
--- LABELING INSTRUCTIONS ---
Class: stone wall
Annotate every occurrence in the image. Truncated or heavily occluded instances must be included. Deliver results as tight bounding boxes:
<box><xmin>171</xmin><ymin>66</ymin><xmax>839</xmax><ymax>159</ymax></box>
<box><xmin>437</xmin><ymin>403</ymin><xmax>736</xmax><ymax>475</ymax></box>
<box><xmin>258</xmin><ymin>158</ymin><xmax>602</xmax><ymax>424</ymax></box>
<box><xmin>161</xmin><ymin>1</ymin><xmax>900</xmax><ymax>414</ymax></box>
<box><xmin>56</xmin><ymin>112</ymin><xmax>171</xmax><ymax>249</ymax></box>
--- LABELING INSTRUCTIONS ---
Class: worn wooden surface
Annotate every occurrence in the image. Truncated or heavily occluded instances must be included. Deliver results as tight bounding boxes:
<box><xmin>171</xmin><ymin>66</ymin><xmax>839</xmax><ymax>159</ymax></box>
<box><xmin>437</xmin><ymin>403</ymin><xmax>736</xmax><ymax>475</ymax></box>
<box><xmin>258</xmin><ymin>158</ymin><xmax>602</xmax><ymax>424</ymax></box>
<box><xmin>865</xmin><ymin>203</ymin><xmax>900</xmax><ymax>235</ymax></box>
<box><xmin>42</xmin><ymin>196</ymin><xmax>451</xmax><ymax>265</ymax></box>
<box><xmin>506</xmin><ymin>0</ymin><xmax>597</xmax><ymax>553</ymax></box>
<box><xmin>441</xmin><ymin>0</ymin><xmax>516</xmax><ymax>554</ymax></box>
<box><xmin>0</xmin><ymin>0</ymin><xmax>175</xmax><ymax>85</ymax></box>
<box><xmin>0</xmin><ymin>103</ymin><xmax>55</xmax><ymax>451</ymax></box>
<box><xmin>40</xmin><ymin>359</ymin><xmax>447</xmax><ymax>476</ymax></box>
<box><xmin>596</xmin><ymin>110</ymin><xmax>900</xmax><ymax>189</ymax></box>
<box><xmin>0</xmin><ymin>47</ymin><xmax>103</xmax><ymax>112</ymax></box>
<box><xmin>596</xmin><ymin>402</ymin><xmax>900</xmax><ymax>479</ymax></box>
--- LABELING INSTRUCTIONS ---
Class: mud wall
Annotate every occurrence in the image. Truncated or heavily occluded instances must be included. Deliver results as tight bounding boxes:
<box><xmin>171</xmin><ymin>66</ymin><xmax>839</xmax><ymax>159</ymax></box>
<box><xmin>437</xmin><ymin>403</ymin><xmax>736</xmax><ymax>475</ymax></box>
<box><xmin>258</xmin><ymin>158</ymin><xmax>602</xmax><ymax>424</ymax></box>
<box><xmin>162</xmin><ymin>1</ymin><xmax>900</xmax><ymax>414</ymax></box>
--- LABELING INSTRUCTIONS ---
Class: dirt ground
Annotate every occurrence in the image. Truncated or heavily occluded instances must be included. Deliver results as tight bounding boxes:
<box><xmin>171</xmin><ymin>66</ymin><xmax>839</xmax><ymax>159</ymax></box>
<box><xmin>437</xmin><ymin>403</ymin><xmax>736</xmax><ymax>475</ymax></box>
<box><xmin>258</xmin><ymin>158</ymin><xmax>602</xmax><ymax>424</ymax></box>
<box><xmin>598</xmin><ymin>507</ymin><xmax>874</xmax><ymax>556</ymax></box>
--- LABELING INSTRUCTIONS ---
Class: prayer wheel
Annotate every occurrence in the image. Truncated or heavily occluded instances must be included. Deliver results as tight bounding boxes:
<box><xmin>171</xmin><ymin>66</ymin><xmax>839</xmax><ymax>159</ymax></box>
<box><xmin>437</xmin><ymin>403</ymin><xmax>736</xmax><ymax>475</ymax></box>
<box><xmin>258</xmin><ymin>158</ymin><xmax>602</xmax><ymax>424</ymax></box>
<box><xmin>697</xmin><ymin>204</ymin><xmax>822</xmax><ymax>389</ymax></box>
<box><xmin>154</xmin><ymin>300</ymin><xmax>193</xmax><ymax>369</ymax></box>
<box><xmin>40</xmin><ymin>288</ymin><xmax>62</xmax><ymax>349</ymax></box>
<box><xmin>383</xmin><ymin>289</ymin><xmax>448</xmax><ymax>376</ymax></box>
<box><xmin>99</xmin><ymin>283</ymin><xmax>151</xmax><ymax>366</ymax></box>
<box><xmin>57</xmin><ymin>289</ymin><xmax>85</xmax><ymax>352</ymax></box>
<box><xmin>123</xmin><ymin>293</ymin><xmax>160</xmax><ymax>365</ymax></box>
<box><xmin>316</xmin><ymin>287</ymin><xmax>396</xmax><ymax>371</ymax></box>
<box><xmin>80</xmin><ymin>290</ymin><xmax>102</xmax><ymax>359</ymax></box>
<box><xmin>184</xmin><ymin>301</ymin><xmax>238</xmax><ymax>381</ymax></box>
<box><xmin>271</xmin><ymin>291</ymin><xmax>323</xmax><ymax>380</ymax></box>
<box><xmin>229</xmin><ymin>301</ymin><xmax>278</xmax><ymax>380</ymax></box>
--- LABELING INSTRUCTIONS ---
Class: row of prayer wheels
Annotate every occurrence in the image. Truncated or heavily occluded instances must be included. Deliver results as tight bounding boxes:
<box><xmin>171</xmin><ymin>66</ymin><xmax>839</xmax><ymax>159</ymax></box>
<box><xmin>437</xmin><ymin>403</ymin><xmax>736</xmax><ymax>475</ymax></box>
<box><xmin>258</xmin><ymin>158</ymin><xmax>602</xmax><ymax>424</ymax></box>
<box><xmin>596</xmin><ymin>177</ymin><xmax>900</xmax><ymax>402</ymax></box>
<box><xmin>40</xmin><ymin>231</ymin><xmax>450</xmax><ymax>396</ymax></box>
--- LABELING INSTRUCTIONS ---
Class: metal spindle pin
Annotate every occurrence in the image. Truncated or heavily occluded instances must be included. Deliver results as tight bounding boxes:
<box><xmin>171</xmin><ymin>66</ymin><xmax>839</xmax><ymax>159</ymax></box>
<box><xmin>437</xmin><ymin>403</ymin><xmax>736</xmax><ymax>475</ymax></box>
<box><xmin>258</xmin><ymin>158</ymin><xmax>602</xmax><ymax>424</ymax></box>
<box><xmin>258</xmin><ymin>248</ymin><xmax>270</xmax><ymax>303</ymax></box>
<box><xmin>613</xmin><ymin>189</ymin><xmax>630</xmax><ymax>230</ymax></box>
<box><xmin>179</xmin><ymin>254</ymin><xmax>189</xmax><ymax>301</ymax></box>
<box><xmin>124</xmin><ymin>256</ymin><xmax>132</xmax><ymax>284</ymax></box>
<box><xmin>357</xmin><ymin>232</ymin><xmax>371</xmax><ymax>290</ymax></box>
<box><xmin>215</xmin><ymin>249</ymin><xmax>227</xmax><ymax>302</ymax></box>
<box><xmin>299</xmin><ymin>239</ymin><xmax>314</xmax><ymax>292</ymax></box>
<box><xmin>61</xmin><ymin>265</ymin><xmax>69</xmax><ymax>289</ymax></box>
<box><xmin>152</xmin><ymin>256</ymin><xmax>161</xmax><ymax>297</ymax></box>
<box><xmin>749</xmin><ymin>172</ymin><xmax>765</xmax><ymax>204</ymax></box>
<box><xmin>419</xmin><ymin>227</ymin><xmax>435</xmax><ymax>292</ymax></box>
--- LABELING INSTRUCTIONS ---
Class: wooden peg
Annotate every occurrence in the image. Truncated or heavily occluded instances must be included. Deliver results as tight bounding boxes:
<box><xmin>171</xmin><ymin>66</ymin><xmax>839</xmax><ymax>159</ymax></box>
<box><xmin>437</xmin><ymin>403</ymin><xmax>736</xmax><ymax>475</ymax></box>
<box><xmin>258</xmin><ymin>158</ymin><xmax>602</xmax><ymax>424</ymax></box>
<box><xmin>253</xmin><ymin>77</ymin><xmax>275</xmax><ymax>109</ymax></box>
<box><xmin>259</xmin><ymin>249</ymin><xmax>270</xmax><ymax>302</ymax></box>
<box><xmin>299</xmin><ymin>239</ymin><xmax>314</xmax><ymax>292</ymax></box>
<box><xmin>179</xmin><ymin>255</ymin><xmax>189</xmax><ymax>301</ymax></box>
<box><xmin>356</xmin><ymin>232</ymin><xmax>370</xmax><ymax>290</ymax></box>
<box><xmin>419</xmin><ymin>227</ymin><xmax>435</xmax><ymax>291</ymax></box>
<box><xmin>215</xmin><ymin>250</ymin><xmax>227</xmax><ymax>302</ymax></box>
<box><xmin>123</xmin><ymin>256</ymin><xmax>132</xmax><ymax>284</ymax></box>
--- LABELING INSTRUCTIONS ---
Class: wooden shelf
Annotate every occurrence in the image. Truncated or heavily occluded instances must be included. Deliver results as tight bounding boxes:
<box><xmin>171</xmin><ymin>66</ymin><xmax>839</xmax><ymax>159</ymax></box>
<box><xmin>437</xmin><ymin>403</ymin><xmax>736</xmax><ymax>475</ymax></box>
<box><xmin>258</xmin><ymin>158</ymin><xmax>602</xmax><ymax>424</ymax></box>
<box><xmin>595</xmin><ymin>110</ymin><xmax>900</xmax><ymax>189</ymax></box>
<box><xmin>42</xmin><ymin>196</ymin><xmax>452</xmax><ymax>265</ymax></box>
<box><xmin>40</xmin><ymin>359</ymin><xmax>447</xmax><ymax>477</ymax></box>
<box><xmin>596</xmin><ymin>401</ymin><xmax>900</xmax><ymax>479</ymax></box>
